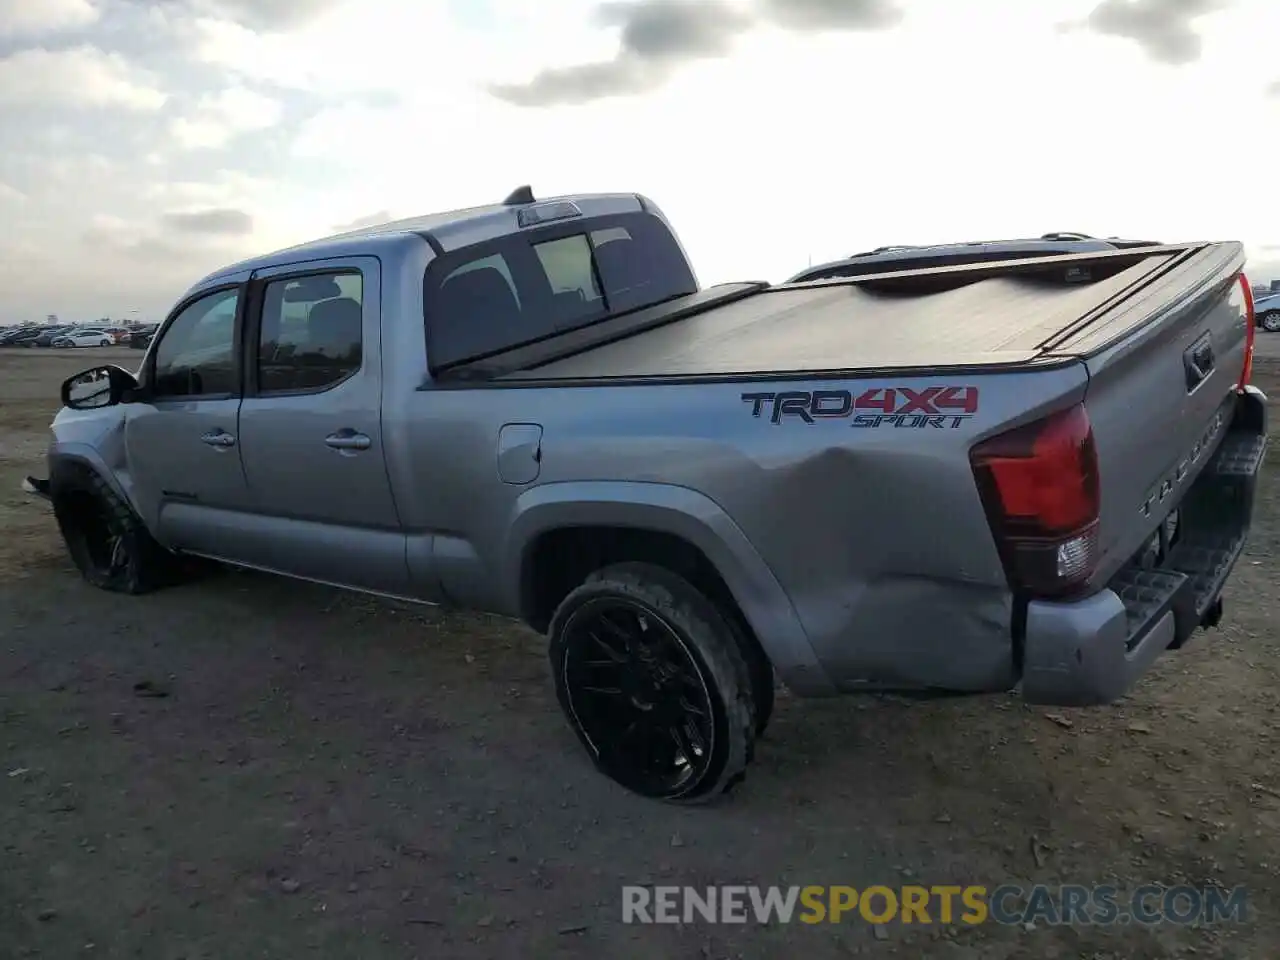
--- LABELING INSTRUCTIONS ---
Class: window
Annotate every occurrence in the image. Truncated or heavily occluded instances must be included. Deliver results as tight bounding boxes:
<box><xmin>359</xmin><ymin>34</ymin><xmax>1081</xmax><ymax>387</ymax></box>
<box><xmin>424</xmin><ymin>212</ymin><xmax>698</xmax><ymax>371</ymax></box>
<box><xmin>152</xmin><ymin>288</ymin><xmax>239</xmax><ymax>397</ymax></box>
<box><xmin>443</xmin><ymin>254</ymin><xmax>521</xmax><ymax>307</ymax></box>
<box><xmin>535</xmin><ymin>235</ymin><xmax>602</xmax><ymax>301</ymax></box>
<box><xmin>590</xmin><ymin>226</ymin><xmax>631</xmax><ymax>246</ymax></box>
<box><xmin>534</xmin><ymin>234</ymin><xmax>603</xmax><ymax>329</ymax></box>
<box><xmin>258</xmin><ymin>272</ymin><xmax>363</xmax><ymax>394</ymax></box>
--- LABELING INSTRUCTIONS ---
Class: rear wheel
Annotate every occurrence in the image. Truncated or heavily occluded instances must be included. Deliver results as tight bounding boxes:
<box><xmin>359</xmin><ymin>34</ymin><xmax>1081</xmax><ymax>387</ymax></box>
<box><xmin>51</xmin><ymin>466</ymin><xmax>174</xmax><ymax>594</ymax></box>
<box><xmin>548</xmin><ymin>562</ymin><xmax>756</xmax><ymax>803</ymax></box>
<box><xmin>745</xmin><ymin>644</ymin><xmax>775</xmax><ymax>737</ymax></box>
<box><xmin>1260</xmin><ymin>310</ymin><xmax>1280</xmax><ymax>333</ymax></box>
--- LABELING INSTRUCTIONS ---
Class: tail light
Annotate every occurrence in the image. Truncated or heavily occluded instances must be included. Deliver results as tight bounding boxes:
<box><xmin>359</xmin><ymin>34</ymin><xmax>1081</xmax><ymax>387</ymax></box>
<box><xmin>969</xmin><ymin>403</ymin><xmax>1100</xmax><ymax>598</ymax></box>
<box><xmin>1238</xmin><ymin>273</ymin><xmax>1255</xmax><ymax>389</ymax></box>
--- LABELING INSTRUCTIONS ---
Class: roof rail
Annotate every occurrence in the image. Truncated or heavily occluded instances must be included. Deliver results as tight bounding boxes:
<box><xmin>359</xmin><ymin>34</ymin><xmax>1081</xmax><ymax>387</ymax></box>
<box><xmin>503</xmin><ymin>185</ymin><xmax>535</xmax><ymax>206</ymax></box>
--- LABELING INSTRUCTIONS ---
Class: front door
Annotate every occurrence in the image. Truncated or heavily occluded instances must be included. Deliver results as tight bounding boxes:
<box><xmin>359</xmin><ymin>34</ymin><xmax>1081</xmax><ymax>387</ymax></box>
<box><xmin>232</xmin><ymin>256</ymin><xmax>410</xmax><ymax>595</ymax></box>
<box><xmin>124</xmin><ymin>282</ymin><xmax>252</xmax><ymax>556</ymax></box>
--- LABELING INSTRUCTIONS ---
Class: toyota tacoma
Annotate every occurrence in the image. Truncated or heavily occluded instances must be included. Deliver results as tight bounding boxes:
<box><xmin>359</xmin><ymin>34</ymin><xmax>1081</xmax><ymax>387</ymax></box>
<box><xmin>27</xmin><ymin>186</ymin><xmax>1267</xmax><ymax>803</ymax></box>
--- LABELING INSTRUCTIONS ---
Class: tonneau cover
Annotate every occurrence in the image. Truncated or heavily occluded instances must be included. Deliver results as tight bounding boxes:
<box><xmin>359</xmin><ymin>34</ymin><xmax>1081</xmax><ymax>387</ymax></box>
<box><xmin>503</xmin><ymin>252</ymin><xmax>1179</xmax><ymax>380</ymax></box>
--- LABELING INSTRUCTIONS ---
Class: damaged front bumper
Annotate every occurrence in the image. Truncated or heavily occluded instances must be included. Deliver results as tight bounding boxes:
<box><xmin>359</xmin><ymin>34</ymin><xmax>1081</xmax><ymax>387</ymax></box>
<box><xmin>21</xmin><ymin>476</ymin><xmax>51</xmax><ymax>500</ymax></box>
<box><xmin>1021</xmin><ymin>385</ymin><xmax>1267</xmax><ymax>707</ymax></box>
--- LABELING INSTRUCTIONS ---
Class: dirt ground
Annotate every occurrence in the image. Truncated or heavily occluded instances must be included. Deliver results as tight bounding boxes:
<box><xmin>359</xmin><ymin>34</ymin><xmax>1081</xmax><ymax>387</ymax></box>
<box><xmin>1</xmin><ymin>342</ymin><xmax>1279</xmax><ymax>960</ymax></box>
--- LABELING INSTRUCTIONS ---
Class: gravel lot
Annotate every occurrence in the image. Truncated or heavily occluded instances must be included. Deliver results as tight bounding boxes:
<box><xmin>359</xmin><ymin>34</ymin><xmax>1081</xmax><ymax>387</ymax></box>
<box><xmin>2</xmin><ymin>342</ymin><xmax>1279</xmax><ymax>959</ymax></box>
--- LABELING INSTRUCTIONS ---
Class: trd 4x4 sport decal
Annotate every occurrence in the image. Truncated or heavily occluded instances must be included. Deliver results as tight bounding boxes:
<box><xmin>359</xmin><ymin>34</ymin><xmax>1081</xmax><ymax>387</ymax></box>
<box><xmin>741</xmin><ymin>387</ymin><xmax>979</xmax><ymax>428</ymax></box>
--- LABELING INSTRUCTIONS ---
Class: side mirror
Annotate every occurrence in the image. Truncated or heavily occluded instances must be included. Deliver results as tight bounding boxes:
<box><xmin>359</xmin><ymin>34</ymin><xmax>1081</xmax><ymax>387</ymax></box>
<box><xmin>61</xmin><ymin>365</ymin><xmax>139</xmax><ymax>410</ymax></box>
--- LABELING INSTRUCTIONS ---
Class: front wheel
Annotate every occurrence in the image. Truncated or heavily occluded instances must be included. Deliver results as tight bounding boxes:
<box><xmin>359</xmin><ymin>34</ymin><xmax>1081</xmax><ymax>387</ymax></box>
<box><xmin>99</xmin><ymin>338</ymin><xmax>110</xmax><ymax>347</ymax></box>
<box><xmin>1260</xmin><ymin>310</ymin><xmax>1280</xmax><ymax>333</ymax></box>
<box><xmin>51</xmin><ymin>466</ymin><xmax>174</xmax><ymax>594</ymax></box>
<box><xmin>548</xmin><ymin>562</ymin><xmax>757</xmax><ymax>803</ymax></box>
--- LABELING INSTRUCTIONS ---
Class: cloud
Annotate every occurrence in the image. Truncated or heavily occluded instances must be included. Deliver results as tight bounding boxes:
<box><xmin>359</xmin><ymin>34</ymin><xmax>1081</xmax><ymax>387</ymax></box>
<box><xmin>0</xmin><ymin>0</ymin><xmax>99</xmax><ymax>37</ymax></box>
<box><xmin>170</xmin><ymin>85</ymin><xmax>283</xmax><ymax>149</ymax></box>
<box><xmin>129</xmin><ymin>0</ymin><xmax>344</xmax><ymax>31</ymax></box>
<box><xmin>142</xmin><ymin>170</ymin><xmax>276</xmax><ymax>208</ymax></box>
<box><xmin>81</xmin><ymin>212</ymin><xmax>248</xmax><ymax>267</ymax></box>
<box><xmin>491</xmin><ymin>0</ymin><xmax>903</xmax><ymax>106</ymax></box>
<box><xmin>161</xmin><ymin>208</ymin><xmax>255</xmax><ymax>235</ymax></box>
<box><xmin>1076</xmin><ymin>0</ymin><xmax>1227</xmax><ymax>65</ymax></box>
<box><xmin>0</xmin><ymin>46</ymin><xmax>167</xmax><ymax>110</ymax></box>
<box><xmin>0</xmin><ymin>181</ymin><xmax>25</xmax><ymax>203</ymax></box>
<box><xmin>333</xmin><ymin>210</ymin><xmax>393</xmax><ymax>232</ymax></box>
<box><xmin>599</xmin><ymin>0</ymin><xmax>751</xmax><ymax>58</ymax></box>
<box><xmin>189</xmin><ymin>2</ymin><xmax>492</xmax><ymax>96</ymax></box>
<box><xmin>757</xmin><ymin>0</ymin><xmax>902</xmax><ymax>31</ymax></box>
<box><xmin>0</xmin><ymin>0</ymin><xmax>1277</xmax><ymax>327</ymax></box>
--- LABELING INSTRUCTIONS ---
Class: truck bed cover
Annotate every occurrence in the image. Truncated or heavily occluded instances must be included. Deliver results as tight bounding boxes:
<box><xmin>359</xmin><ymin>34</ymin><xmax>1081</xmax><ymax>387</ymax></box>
<box><xmin>501</xmin><ymin>244</ymin><xmax>1230</xmax><ymax>382</ymax></box>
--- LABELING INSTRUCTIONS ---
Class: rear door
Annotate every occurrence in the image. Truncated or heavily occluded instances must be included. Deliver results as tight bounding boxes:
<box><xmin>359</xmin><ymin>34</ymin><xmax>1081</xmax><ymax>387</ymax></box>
<box><xmin>232</xmin><ymin>255</ymin><xmax>409</xmax><ymax>594</ymax></box>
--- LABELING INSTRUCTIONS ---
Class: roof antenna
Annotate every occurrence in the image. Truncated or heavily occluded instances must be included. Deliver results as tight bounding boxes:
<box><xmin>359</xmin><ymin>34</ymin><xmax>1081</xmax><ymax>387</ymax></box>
<box><xmin>503</xmin><ymin>185</ymin><xmax>535</xmax><ymax>206</ymax></box>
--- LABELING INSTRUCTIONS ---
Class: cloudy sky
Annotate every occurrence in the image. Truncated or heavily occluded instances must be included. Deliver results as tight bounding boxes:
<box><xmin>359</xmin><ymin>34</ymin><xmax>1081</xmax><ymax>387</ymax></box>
<box><xmin>0</xmin><ymin>0</ymin><xmax>1276</xmax><ymax>323</ymax></box>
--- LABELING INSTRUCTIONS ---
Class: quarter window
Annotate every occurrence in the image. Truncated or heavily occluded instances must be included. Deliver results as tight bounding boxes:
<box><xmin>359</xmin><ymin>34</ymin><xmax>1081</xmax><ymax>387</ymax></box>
<box><xmin>258</xmin><ymin>272</ymin><xmax>363</xmax><ymax>394</ymax></box>
<box><xmin>152</xmin><ymin>288</ymin><xmax>239</xmax><ymax>398</ymax></box>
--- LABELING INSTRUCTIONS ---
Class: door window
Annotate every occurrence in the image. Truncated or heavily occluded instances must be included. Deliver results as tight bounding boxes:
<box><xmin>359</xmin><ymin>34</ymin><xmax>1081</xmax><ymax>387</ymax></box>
<box><xmin>152</xmin><ymin>288</ymin><xmax>239</xmax><ymax>398</ymax></box>
<box><xmin>257</xmin><ymin>271</ymin><xmax>363</xmax><ymax>394</ymax></box>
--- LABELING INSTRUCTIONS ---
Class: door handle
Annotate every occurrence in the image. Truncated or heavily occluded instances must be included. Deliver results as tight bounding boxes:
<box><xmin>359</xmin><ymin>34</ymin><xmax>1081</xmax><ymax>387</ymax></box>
<box><xmin>325</xmin><ymin>430</ymin><xmax>372</xmax><ymax>451</ymax></box>
<box><xmin>200</xmin><ymin>430</ymin><xmax>236</xmax><ymax>448</ymax></box>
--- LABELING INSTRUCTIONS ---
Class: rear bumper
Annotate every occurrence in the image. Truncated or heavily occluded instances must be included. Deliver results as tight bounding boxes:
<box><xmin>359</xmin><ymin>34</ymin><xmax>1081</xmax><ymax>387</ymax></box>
<box><xmin>1021</xmin><ymin>386</ymin><xmax>1266</xmax><ymax>707</ymax></box>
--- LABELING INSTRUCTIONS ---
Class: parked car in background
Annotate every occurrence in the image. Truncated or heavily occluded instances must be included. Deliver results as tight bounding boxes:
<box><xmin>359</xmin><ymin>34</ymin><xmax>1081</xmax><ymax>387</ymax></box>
<box><xmin>102</xmin><ymin>326</ymin><xmax>132</xmax><ymax>345</ymax></box>
<box><xmin>1254</xmin><ymin>291</ymin><xmax>1280</xmax><ymax>332</ymax></box>
<box><xmin>128</xmin><ymin>323</ymin><xmax>158</xmax><ymax>349</ymax></box>
<box><xmin>1</xmin><ymin>326</ymin><xmax>42</xmax><ymax>346</ymax></box>
<box><xmin>51</xmin><ymin>328</ymin><xmax>114</xmax><ymax>348</ymax></box>
<box><xmin>31</xmin><ymin>326</ymin><xmax>76</xmax><ymax>347</ymax></box>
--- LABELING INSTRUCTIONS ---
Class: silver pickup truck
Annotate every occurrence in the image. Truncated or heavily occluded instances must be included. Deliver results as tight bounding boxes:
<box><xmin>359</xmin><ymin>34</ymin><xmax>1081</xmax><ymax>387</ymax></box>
<box><xmin>29</xmin><ymin>187</ymin><xmax>1268</xmax><ymax>803</ymax></box>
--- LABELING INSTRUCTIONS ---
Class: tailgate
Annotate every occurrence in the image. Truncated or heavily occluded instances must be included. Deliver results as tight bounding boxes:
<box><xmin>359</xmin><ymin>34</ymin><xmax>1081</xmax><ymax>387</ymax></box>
<box><xmin>1069</xmin><ymin>242</ymin><xmax>1258</xmax><ymax>590</ymax></box>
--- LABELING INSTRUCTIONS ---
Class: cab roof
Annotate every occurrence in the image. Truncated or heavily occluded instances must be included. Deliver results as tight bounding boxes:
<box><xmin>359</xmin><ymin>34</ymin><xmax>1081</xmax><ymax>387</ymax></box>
<box><xmin>195</xmin><ymin>188</ymin><xmax>648</xmax><ymax>287</ymax></box>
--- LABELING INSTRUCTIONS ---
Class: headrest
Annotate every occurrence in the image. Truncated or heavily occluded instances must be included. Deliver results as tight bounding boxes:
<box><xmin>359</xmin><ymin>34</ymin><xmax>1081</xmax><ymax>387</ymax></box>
<box><xmin>593</xmin><ymin>239</ymin><xmax>653</xmax><ymax>299</ymax></box>
<box><xmin>306</xmin><ymin>297</ymin><xmax>361</xmax><ymax>358</ymax></box>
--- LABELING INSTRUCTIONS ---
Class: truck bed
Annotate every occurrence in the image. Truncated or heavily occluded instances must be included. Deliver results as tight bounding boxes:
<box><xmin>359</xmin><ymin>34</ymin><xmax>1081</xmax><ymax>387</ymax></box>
<box><xmin>499</xmin><ymin>243</ymin><xmax>1230</xmax><ymax>382</ymax></box>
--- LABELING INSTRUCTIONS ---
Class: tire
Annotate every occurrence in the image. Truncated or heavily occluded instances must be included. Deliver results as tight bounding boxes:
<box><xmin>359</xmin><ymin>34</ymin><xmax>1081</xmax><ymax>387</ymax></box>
<box><xmin>548</xmin><ymin>562</ymin><xmax>757</xmax><ymax>803</ymax></box>
<box><xmin>1260</xmin><ymin>311</ymin><xmax>1280</xmax><ymax>333</ymax></box>
<box><xmin>51</xmin><ymin>465</ymin><xmax>174</xmax><ymax>594</ymax></box>
<box><xmin>99</xmin><ymin>338</ymin><xmax>110</xmax><ymax>347</ymax></box>
<box><xmin>744</xmin><ymin>642</ymin><xmax>775</xmax><ymax>737</ymax></box>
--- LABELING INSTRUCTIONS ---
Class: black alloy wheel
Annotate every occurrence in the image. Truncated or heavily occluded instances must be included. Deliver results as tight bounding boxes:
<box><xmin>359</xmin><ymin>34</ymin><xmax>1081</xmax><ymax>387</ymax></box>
<box><xmin>561</xmin><ymin>598</ymin><xmax>715</xmax><ymax>797</ymax></box>
<box><xmin>549</xmin><ymin>563</ymin><xmax>756</xmax><ymax>803</ymax></box>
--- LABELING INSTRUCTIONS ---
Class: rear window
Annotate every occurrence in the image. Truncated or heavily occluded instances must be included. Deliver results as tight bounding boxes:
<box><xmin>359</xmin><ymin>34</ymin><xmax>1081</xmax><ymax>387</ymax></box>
<box><xmin>424</xmin><ymin>212</ymin><xmax>696</xmax><ymax>372</ymax></box>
